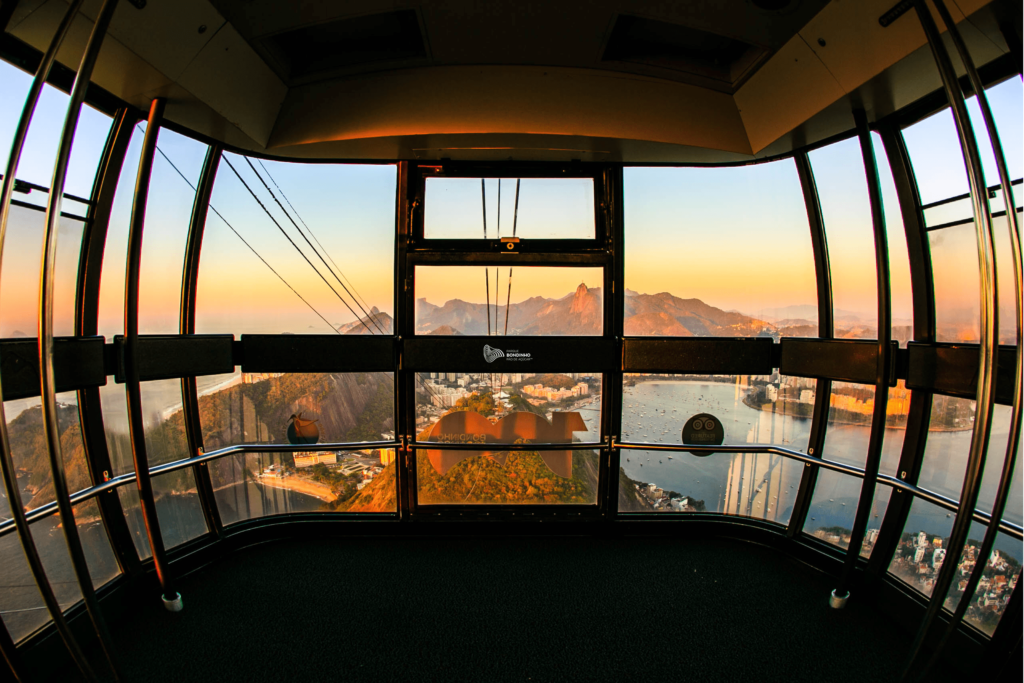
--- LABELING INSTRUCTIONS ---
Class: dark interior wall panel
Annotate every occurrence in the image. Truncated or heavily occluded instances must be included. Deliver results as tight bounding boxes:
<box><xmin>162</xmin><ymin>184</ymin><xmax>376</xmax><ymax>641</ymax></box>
<box><xmin>241</xmin><ymin>335</ymin><xmax>395</xmax><ymax>373</ymax></box>
<box><xmin>622</xmin><ymin>337</ymin><xmax>774</xmax><ymax>375</ymax></box>
<box><xmin>113</xmin><ymin>335</ymin><xmax>235</xmax><ymax>382</ymax></box>
<box><xmin>1</xmin><ymin>337</ymin><xmax>106</xmax><ymax>400</ymax></box>
<box><xmin>404</xmin><ymin>336</ymin><xmax>617</xmax><ymax>373</ymax></box>
<box><xmin>906</xmin><ymin>342</ymin><xmax>1018</xmax><ymax>405</ymax></box>
<box><xmin>779</xmin><ymin>338</ymin><xmax>897</xmax><ymax>385</ymax></box>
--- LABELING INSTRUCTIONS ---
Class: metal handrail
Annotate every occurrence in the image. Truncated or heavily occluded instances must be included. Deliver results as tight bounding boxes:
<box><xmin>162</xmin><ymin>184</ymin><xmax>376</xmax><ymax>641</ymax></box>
<box><xmin>2</xmin><ymin>437</ymin><xmax>1019</xmax><ymax>541</ymax></box>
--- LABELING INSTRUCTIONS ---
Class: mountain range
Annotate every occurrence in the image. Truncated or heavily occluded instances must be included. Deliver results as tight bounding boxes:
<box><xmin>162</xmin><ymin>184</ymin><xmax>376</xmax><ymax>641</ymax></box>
<box><xmin>340</xmin><ymin>285</ymin><xmax>785</xmax><ymax>337</ymax></box>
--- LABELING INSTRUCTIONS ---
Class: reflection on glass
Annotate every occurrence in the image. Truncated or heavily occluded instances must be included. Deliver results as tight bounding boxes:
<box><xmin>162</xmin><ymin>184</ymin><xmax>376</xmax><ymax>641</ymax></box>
<box><xmin>917</xmin><ymin>400</ymin><xmax>1016</xmax><ymax>520</ymax></box>
<box><xmin>624</xmin><ymin>163</ymin><xmax>817</xmax><ymax>338</ymax></box>
<box><xmin>3</xmin><ymin>393</ymin><xmax>94</xmax><ymax>511</ymax></box>
<box><xmin>212</xmin><ymin>450</ymin><xmax>398</xmax><ymax>522</ymax></box>
<box><xmin>0</xmin><ymin>503</ymin><xmax>120</xmax><ymax>643</ymax></box>
<box><xmin>809</xmin><ymin>139</ymin><xmax>877</xmax><ymax>339</ymax></box>
<box><xmin>617</xmin><ymin>374</ymin><xmax>811</xmax><ymax>518</ymax></box>
<box><xmin>197</xmin><ymin>158</ymin><xmax>396</xmax><ymax>335</ymax></box>
<box><xmin>802</xmin><ymin>471</ymin><xmax>890</xmax><ymax>557</ymax></box>
<box><xmin>424</xmin><ymin>177</ymin><xmax>595</xmax><ymax>239</ymax></box>
<box><xmin>885</xmin><ymin>499</ymin><xmax>1020</xmax><ymax>625</ymax></box>
<box><xmin>820</xmin><ymin>381</ymin><xmax>910</xmax><ymax>474</ymax></box>
<box><xmin>415</xmin><ymin>266</ymin><xmax>603</xmax><ymax>335</ymax></box>
<box><xmin>118</xmin><ymin>470</ymin><xmax>208</xmax><ymax>556</ymax></box>
<box><xmin>929</xmin><ymin>217</ymin><xmax>1018</xmax><ymax>345</ymax></box>
<box><xmin>199</xmin><ymin>371</ymin><xmax>396</xmax><ymax>516</ymax></box>
<box><xmin>414</xmin><ymin>371</ymin><xmax>601</xmax><ymax>505</ymax></box>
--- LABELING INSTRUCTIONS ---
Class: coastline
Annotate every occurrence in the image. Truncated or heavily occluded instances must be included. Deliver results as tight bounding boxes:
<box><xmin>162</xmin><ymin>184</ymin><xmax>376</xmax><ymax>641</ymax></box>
<box><xmin>256</xmin><ymin>474</ymin><xmax>337</xmax><ymax>502</ymax></box>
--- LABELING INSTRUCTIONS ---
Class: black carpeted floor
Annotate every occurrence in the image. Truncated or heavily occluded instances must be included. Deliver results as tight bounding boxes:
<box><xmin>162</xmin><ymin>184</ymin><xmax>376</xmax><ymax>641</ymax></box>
<box><xmin>57</xmin><ymin>536</ymin><xmax>955</xmax><ymax>682</ymax></box>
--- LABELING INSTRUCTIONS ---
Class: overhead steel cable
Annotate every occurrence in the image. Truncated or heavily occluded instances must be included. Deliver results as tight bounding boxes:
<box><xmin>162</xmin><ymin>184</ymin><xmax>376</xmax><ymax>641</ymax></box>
<box><xmin>255</xmin><ymin>158</ymin><xmax>376</xmax><ymax>317</ymax></box>
<box><xmin>151</xmin><ymin>144</ymin><xmax>442</xmax><ymax>416</ymax></box>
<box><xmin>245</xmin><ymin>158</ymin><xmax>387</xmax><ymax>335</ymax></box>
<box><xmin>221</xmin><ymin>156</ymin><xmax>377</xmax><ymax>335</ymax></box>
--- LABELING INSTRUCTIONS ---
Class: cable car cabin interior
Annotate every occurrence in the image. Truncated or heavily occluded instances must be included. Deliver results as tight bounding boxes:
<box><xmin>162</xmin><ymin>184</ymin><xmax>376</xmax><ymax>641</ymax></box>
<box><xmin>0</xmin><ymin>0</ymin><xmax>1020</xmax><ymax>681</ymax></box>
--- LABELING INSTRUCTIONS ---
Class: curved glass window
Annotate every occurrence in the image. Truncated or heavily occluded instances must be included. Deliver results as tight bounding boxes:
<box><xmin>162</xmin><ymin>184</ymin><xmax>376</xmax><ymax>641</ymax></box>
<box><xmin>624</xmin><ymin>163</ymin><xmax>817</xmax><ymax>337</ymax></box>
<box><xmin>0</xmin><ymin>60</ymin><xmax>112</xmax><ymax>200</ymax></box>
<box><xmin>197</xmin><ymin>157</ymin><xmax>396</xmax><ymax>335</ymax></box>
<box><xmin>809</xmin><ymin>139</ymin><xmax>877</xmax><ymax>339</ymax></box>
<box><xmin>803</xmin><ymin>473</ymin><xmax>890</xmax><ymax>557</ymax></box>
<box><xmin>872</xmin><ymin>132</ymin><xmax>914</xmax><ymax>345</ymax></box>
<box><xmin>138</xmin><ymin>129</ymin><xmax>208</xmax><ymax>333</ymax></box>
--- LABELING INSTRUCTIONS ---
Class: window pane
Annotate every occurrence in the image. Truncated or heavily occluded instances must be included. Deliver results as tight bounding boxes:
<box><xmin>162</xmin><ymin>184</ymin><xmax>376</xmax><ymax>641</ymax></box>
<box><xmin>0</xmin><ymin>205</ymin><xmax>84</xmax><ymax>338</ymax></box>
<box><xmin>119</xmin><ymin>470</ymin><xmax>208</xmax><ymax>557</ymax></box>
<box><xmin>415</xmin><ymin>266</ymin><xmax>603</xmax><ymax>335</ymax></box>
<box><xmin>212</xmin><ymin>449</ymin><xmax>398</xmax><ymax>523</ymax></box>
<box><xmin>0</xmin><ymin>59</ymin><xmax>112</xmax><ymax>199</ymax></box>
<box><xmin>809</xmin><ymin>138</ymin><xmax>877</xmax><ymax>338</ymax></box>
<box><xmin>872</xmin><ymin>132</ymin><xmax>914</xmax><ymax>345</ymax></box>
<box><xmin>624</xmin><ymin>163</ymin><xmax>817</xmax><ymax>337</ymax></box>
<box><xmin>424</xmin><ymin>177</ymin><xmax>594</xmax><ymax>239</ymax></box>
<box><xmin>415</xmin><ymin>372</ymin><xmax>601</xmax><ymax>505</ymax></box>
<box><xmin>0</xmin><ymin>504</ymin><xmax>120</xmax><ymax>643</ymax></box>
<box><xmin>820</xmin><ymin>381</ymin><xmax>909</xmax><ymax>475</ymax></box>
<box><xmin>618</xmin><ymin>374</ymin><xmax>813</xmax><ymax>519</ymax></box>
<box><xmin>197</xmin><ymin>157</ymin><xmax>396</xmax><ymax>335</ymax></box>
<box><xmin>199</xmin><ymin>371</ymin><xmax>397</xmax><ymax>517</ymax></box>
<box><xmin>888</xmin><ymin>498</ymin><xmax>988</xmax><ymax>612</ymax></box>
<box><xmin>138</xmin><ymin>129</ymin><xmax>208</xmax><ymax>333</ymax></box>
<box><xmin>930</xmin><ymin>216</ymin><xmax>1018</xmax><ymax>344</ymax></box>
<box><xmin>97</xmin><ymin>123</ymin><xmax>146</xmax><ymax>339</ymax></box>
<box><xmin>918</xmin><ymin>399</ymin><xmax>1013</xmax><ymax>513</ymax></box>
<box><xmin>802</xmin><ymin>471</ymin><xmax>890</xmax><ymax>557</ymax></box>
<box><xmin>961</xmin><ymin>531</ymin><xmax>1021</xmax><ymax>637</ymax></box>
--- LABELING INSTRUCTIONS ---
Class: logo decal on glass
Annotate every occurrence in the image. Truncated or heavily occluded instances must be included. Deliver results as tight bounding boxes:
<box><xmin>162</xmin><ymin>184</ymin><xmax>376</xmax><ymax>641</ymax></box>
<box><xmin>682</xmin><ymin>412</ymin><xmax>724</xmax><ymax>457</ymax></box>
<box><xmin>483</xmin><ymin>344</ymin><xmax>504</xmax><ymax>363</ymax></box>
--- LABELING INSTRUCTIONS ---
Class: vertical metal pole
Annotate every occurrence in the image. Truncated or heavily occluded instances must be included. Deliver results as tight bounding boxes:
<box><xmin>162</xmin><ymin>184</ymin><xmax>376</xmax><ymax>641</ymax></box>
<box><xmin>866</xmin><ymin>125</ymin><xmax>935</xmax><ymax>580</ymax></box>
<box><xmin>831</xmin><ymin>109</ymin><xmax>893</xmax><ymax>606</ymax></box>
<box><xmin>917</xmin><ymin>0</ymin><xmax>1022</xmax><ymax>669</ymax></box>
<box><xmin>38</xmin><ymin>0</ymin><xmax>122</xmax><ymax>678</ymax></box>
<box><xmin>180</xmin><ymin>145</ymin><xmax>223</xmax><ymax>538</ymax></box>
<box><xmin>124</xmin><ymin>97</ymin><xmax>181</xmax><ymax>610</ymax></box>
<box><xmin>396</xmin><ymin>161</ymin><xmax>413</xmax><ymax>518</ymax></box>
<box><xmin>604</xmin><ymin>165</ymin><xmax>624</xmax><ymax>520</ymax></box>
<box><xmin>76</xmin><ymin>107</ymin><xmax>144</xmax><ymax>578</ymax></box>
<box><xmin>902</xmin><ymin>1</ymin><xmax>999</xmax><ymax>677</ymax></box>
<box><xmin>787</xmin><ymin>152</ymin><xmax>834</xmax><ymax>540</ymax></box>
<box><xmin>0</xmin><ymin>1</ymin><xmax>98</xmax><ymax>679</ymax></box>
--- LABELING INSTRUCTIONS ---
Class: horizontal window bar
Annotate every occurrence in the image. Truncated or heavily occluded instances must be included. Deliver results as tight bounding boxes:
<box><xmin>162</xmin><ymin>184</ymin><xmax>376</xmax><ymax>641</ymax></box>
<box><xmin>240</xmin><ymin>335</ymin><xmax>395</xmax><ymax>373</ymax></box>
<box><xmin>779</xmin><ymin>338</ymin><xmax>897</xmax><ymax>385</ymax></box>
<box><xmin>623</xmin><ymin>337</ymin><xmax>774</xmax><ymax>375</ymax></box>
<box><xmin>906</xmin><ymin>342</ymin><xmax>1017</xmax><ymax>404</ymax></box>
<box><xmin>404</xmin><ymin>336</ymin><xmax>617</xmax><ymax>372</ymax></box>
<box><xmin>0</xmin><ymin>172</ymin><xmax>95</xmax><ymax>204</ymax></box>
<box><xmin>0</xmin><ymin>336</ymin><xmax>106</xmax><ymax>400</ymax></box>
<box><xmin>112</xmin><ymin>334</ymin><xmax>234</xmax><ymax>382</ymax></box>
<box><xmin>919</xmin><ymin>177</ymin><xmax>1022</xmax><ymax>211</ymax></box>
<box><xmin>407</xmin><ymin>251</ymin><xmax>611</xmax><ymax>265</ymax></box>
<box><xmin>924</xmin><ymin>205</ymin><xmax>1022</xmax><ymax>232</ymax></box>
<box><xmin>9</xmin><ymin>197</ymin><xmax>89</xmax><ymax>222</ymax></box>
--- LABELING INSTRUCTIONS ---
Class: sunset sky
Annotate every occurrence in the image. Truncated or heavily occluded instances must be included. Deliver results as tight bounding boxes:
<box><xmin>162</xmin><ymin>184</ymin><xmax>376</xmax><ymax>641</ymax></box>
<box><xmin>0</xmin><ymin>60</ymin><xmax>1020</xmax><ymax>339</ymax></box>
